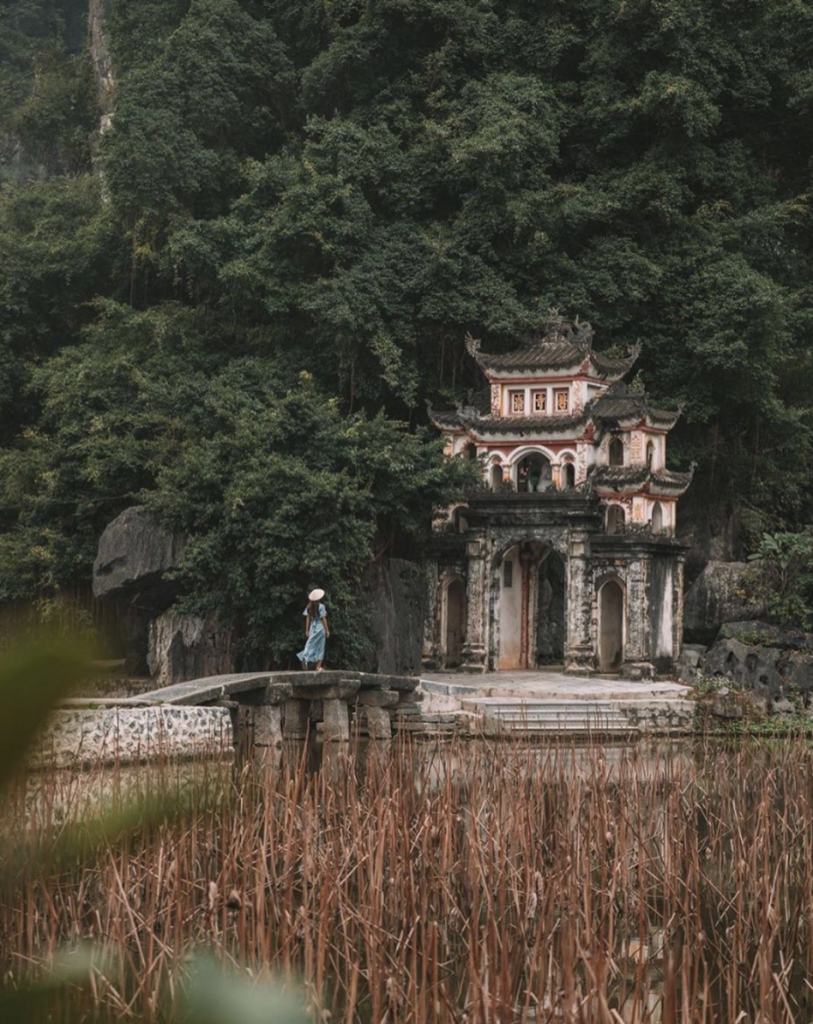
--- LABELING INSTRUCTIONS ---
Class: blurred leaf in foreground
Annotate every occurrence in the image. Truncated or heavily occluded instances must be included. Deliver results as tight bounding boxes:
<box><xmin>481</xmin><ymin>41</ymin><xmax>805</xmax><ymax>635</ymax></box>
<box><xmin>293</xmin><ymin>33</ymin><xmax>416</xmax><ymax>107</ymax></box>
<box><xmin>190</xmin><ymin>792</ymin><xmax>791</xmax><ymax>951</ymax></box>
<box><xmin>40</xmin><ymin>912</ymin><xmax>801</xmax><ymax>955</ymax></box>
<box><xmin>0</xmin><ymin>946</ymin><xmax>104</xmax><ymax>1022</ymax></box>
<box><xmin>0</xmin><ymin>639</ymin><xmax>89</xmax><ymax>788</ymax></box>
<box><xmin>180</xmin><ymin>958</ymin><xmax>308</xmax><ymax>1024</ymax></box>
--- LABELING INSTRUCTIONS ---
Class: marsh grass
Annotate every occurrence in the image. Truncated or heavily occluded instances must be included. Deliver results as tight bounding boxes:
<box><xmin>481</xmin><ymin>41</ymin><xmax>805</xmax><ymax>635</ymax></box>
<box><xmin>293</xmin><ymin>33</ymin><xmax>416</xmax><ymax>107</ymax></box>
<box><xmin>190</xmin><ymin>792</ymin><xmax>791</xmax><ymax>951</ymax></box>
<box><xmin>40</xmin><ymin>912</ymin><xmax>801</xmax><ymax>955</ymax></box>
<box><xmin>2</xmin><ymin>737</ymin><xmax>813</xmax><ymax>1023</ymax></box>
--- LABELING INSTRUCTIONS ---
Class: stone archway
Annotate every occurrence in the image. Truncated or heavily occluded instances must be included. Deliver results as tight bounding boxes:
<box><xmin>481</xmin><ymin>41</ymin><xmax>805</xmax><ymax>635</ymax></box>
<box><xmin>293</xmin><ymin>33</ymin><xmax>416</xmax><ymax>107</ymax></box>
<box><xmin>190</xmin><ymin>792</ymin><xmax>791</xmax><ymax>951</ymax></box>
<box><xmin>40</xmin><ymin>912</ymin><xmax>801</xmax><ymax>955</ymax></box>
<box><xmin>516</xmin><ymin>453</ymin><xmax>552</xmax><ymax>492</ymax></box>
<box><xmin>444</xmin><ymin>578</ymin><xmax>466</xmax><ymax>668</ymax></box>
<box><xmin>598</xmin><ymin>580</ymin><xmax>624</xmax><ymax>672</ymax></box>
<box><xmin>485</xmin><ymin>526</ymin><xmax>570</xmax><ymax>673</ymax></box>
<box><xmin>496</xmin><ymin>540</ymin><xmax>566</xmax><ymax>670</ymax></box>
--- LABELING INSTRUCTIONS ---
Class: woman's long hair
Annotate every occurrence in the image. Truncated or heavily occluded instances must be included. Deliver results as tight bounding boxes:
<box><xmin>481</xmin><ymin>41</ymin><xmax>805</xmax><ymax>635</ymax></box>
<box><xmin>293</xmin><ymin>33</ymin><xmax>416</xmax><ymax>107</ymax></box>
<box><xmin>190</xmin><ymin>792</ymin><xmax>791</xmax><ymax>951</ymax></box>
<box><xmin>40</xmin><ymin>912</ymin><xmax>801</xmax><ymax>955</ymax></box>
<box><xmin>307</xmin><ymin>599</ymin><xmax>321</xmax><ymax>620</ymax></box>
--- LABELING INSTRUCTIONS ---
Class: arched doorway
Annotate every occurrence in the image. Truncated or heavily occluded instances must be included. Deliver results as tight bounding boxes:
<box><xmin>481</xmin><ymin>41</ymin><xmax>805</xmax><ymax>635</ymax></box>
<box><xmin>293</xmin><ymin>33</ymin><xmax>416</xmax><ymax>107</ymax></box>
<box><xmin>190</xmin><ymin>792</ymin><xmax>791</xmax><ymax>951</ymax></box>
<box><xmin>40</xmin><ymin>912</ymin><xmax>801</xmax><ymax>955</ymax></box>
<box><xmin>445</xmin><ymin>579</ymin><xmax>466</xmax><ymax>667</ymax></box>
<box><xmin>517</xmin><ymin>453</ymin><xmax>552</xmax><ymax>492</ymax></box>
<box><xmin>498</xmin><ymin>541</ymin><xmax>564</xmax><ymax>669</ymax></box>
<box><xmin>563</xmin><ymin>462</ymin><xmax>575</xmax><ymax>489</ymax></box>
<box><xmin>598</xmin><ymin>580</ymin><xmax>624</xmax><ymax>672</ymax></box>
<box><xmin>490</xmin><ymin>463</ymin><xmax>503</xmax><ymax>491</ymax></box>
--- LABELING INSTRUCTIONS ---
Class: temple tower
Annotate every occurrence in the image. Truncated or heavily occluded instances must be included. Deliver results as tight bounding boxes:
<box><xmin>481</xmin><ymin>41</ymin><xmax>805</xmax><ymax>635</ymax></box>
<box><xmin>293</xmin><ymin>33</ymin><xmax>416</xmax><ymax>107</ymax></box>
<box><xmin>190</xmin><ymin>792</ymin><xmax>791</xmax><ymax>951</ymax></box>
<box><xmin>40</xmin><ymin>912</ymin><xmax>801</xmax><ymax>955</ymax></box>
<box><xmin>425</xmin><ymin>313</ymin><xmax>693</xmax><ymax>676</ymax></box>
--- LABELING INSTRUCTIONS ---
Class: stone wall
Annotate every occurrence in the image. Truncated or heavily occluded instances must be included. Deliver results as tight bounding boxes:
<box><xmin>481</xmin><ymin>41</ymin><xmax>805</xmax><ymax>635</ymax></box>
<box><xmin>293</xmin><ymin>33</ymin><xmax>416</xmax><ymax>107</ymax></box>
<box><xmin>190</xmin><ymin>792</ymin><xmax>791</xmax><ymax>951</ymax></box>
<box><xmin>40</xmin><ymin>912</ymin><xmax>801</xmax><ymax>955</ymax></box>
<box><xmin>32</xmin><ymin>706</ymin><xmax>233</xmax><ymax>769</ymax></box>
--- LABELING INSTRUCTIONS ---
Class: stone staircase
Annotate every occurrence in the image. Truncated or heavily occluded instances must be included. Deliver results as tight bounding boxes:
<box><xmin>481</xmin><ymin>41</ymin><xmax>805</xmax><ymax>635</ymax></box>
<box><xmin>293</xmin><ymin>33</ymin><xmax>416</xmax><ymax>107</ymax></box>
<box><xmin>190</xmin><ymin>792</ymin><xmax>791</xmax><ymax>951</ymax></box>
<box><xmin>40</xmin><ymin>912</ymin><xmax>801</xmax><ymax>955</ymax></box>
<box><xmin>460</xmin><ymin>696</ymin><xmax>694</xmax><ymax>736</ymax></box>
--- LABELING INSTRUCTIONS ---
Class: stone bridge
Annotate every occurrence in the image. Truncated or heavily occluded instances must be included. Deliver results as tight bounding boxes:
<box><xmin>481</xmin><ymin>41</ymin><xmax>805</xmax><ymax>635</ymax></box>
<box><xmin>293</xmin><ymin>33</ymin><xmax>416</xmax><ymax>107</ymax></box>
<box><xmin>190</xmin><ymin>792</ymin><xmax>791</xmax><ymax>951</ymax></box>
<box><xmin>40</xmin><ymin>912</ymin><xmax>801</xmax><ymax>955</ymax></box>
<box><xmin>35</xmin><ymin>671</ymin><xmax>422</xmax><ymax>768</ymax></box>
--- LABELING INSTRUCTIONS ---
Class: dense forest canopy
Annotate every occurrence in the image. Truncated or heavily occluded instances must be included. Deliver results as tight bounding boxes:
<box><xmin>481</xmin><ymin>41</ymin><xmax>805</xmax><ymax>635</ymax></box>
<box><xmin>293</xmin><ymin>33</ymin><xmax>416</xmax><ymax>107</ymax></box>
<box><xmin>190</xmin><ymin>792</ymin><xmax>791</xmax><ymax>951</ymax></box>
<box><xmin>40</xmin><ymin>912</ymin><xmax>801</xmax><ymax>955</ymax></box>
<box><xmin>1</xmin><ymin>0</ymin><xmax>813</xmax><ymax>660</ymax></box>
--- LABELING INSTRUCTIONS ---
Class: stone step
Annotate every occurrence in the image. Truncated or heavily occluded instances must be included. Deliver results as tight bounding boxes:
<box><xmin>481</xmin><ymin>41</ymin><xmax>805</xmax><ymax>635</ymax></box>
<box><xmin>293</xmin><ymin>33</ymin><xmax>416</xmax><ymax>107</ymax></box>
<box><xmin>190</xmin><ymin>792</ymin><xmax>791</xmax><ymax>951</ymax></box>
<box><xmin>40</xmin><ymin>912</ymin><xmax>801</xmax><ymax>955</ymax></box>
<box><xmin>462</xmin><ymin>697</ymin><xmax>693</xmax><ymax>735</ymax></box>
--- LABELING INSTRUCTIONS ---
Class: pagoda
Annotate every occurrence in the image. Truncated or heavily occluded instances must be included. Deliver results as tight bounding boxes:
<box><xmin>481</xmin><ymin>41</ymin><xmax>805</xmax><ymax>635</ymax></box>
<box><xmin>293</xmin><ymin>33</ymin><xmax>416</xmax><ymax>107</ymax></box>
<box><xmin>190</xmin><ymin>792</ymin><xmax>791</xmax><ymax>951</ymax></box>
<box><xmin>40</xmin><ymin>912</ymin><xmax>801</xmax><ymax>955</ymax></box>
<box><xmin>424</xmin><ymin>312</ymin><xmax>693</xmax><ymax>676</ymax></box>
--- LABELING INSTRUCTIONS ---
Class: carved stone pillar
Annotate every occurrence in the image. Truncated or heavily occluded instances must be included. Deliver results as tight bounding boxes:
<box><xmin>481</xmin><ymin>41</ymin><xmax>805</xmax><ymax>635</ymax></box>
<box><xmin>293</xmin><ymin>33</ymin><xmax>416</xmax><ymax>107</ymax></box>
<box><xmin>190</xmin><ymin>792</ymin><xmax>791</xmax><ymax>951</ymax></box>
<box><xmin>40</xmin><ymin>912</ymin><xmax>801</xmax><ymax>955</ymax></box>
<box><xmin>461</xmin><ymin>534</ymin><xmax>488</xmax><ymax>673</ymax></box>
<box><xmin>421</xmin><ymin>562</ymin><xmax>441</xmax><ymax>669</ymax></box>
<box><xmin>565</xmin><ymin>531</ymin><xmax>593</xmax><ymax>673</ymax></box>
<box><xmin>624</xmin><ymin>558</ymin><xmax>649</xmax><ymax>663</ymax></box>
<box><xmin>673</xmin><ymin>553</ymin><xmax>686</xmax><ymax>662</ymax></box>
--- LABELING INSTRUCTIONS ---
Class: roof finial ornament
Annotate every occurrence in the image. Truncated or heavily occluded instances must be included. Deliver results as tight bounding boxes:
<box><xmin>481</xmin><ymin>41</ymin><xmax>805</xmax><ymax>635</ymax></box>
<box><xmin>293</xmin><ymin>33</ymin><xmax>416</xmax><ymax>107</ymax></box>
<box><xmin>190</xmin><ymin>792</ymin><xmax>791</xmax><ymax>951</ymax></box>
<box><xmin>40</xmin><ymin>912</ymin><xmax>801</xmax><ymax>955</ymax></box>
<box><xmin>573</xmin><ymin>316</ymin><xmax>594</xmax><ymax>348</ymax></box>
<box><xmin>464</xmin><ymin>332</ymin><xmax>482</xmax><ymax>358</ymax></box>
<box><xmin>542</xmin><ymin>308</ymin><xmax>594</xmax><ymax>348</ymax></box>
<box><xmin>542</xmin><ymin>307</ymin><xmax>571</xmax><ymax>343</ymax></box>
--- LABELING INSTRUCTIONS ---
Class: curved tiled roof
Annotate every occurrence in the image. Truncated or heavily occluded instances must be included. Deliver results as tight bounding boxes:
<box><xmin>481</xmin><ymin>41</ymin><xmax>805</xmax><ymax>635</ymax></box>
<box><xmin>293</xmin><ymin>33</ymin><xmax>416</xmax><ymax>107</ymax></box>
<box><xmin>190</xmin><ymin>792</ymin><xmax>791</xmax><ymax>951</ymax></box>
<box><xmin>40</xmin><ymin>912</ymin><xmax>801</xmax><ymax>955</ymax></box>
<box><xmin>465</xmin><ymin>414</ymin><xmax>586</xmax><ymax>436</ymax></box>
<box><xmin>592</xmin><ymin>387</ymin><xmax>681</xmax><ymax>428</ymax></box>
<box><xmin>466</xmin><ymin>334</ymin><xmax>639</xmax><ymax>380</ymax></box>
<box><xmin>590</xmin><ymin>465</ymin><xmax>694</xmax><ymax>494</ymax></box>
<box><xmin>428</xmin><ymin>408</ymin><xmax>465</xmax><ymax>430</ymax></box>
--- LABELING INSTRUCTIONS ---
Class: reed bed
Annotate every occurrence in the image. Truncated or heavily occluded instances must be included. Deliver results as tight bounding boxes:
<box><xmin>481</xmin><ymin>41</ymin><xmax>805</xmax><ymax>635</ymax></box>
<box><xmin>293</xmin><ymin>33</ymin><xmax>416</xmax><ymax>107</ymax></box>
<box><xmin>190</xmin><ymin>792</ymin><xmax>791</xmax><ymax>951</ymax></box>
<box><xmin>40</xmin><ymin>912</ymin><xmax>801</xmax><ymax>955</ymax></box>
<box><xmin>2</xmin><ymin>737</ymin><xmax>813</xmax><ymax>1023</ymax></box>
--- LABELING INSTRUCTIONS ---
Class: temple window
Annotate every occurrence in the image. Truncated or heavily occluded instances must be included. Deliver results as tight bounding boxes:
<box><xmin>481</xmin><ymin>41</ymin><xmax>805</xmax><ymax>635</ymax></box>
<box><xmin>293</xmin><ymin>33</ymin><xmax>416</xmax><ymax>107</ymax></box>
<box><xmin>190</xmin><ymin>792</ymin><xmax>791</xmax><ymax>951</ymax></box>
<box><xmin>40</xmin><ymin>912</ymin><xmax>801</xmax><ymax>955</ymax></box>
<box><xmin>609</xmin><ymin>437</ymin><xmax>624</xmax><ymax>466</ymax></box>
<box><xmin>490</xmin><ymin>463</ymin><xmax>503</xmax><ymax>491</ymax></box>
<box><xmin>606</xmin><ymin>504</ymin><xmax>626</xmax><ymax>534</ymax></box>
<box><xmin>532</xmin><ymin>390</ymin><xmax>547</xmax><ymax>413</ymax></box>
<box><xmin>503</xmin><ymin>560</ymin><xmax>513</xmax><ymax>587</ymax></box>
<box><xmin>464</xmin><ymin>442</ymin><xmax>477</xmax><ymax>461</ymax></box>
<box><xmin>563</xmin><ymin>462</ymin><xmax>576</xmax><ymax>489</ymax></box>
<box><xmin>651</xmin><ymin>502</ymin><xmax>664</xmax><ymax>535</ymax></box>
<box><xmin>646</xmin><ymin>440</ymin><xmax>655</xmax><ymax>469</ymax></box>
<box><xmin>509</xmin><ymin>390</ymin><xmax>525</xmax><ymax>415</ymax></box>
<box><xmin>553</xmin><ymin>388</ymin><xmax>569</xmax><ymax>413</ymax></box>
<box><xmin>517</xmin><ymin>453</ymin><xmax>552</xmax><ymax>492</ymax></box>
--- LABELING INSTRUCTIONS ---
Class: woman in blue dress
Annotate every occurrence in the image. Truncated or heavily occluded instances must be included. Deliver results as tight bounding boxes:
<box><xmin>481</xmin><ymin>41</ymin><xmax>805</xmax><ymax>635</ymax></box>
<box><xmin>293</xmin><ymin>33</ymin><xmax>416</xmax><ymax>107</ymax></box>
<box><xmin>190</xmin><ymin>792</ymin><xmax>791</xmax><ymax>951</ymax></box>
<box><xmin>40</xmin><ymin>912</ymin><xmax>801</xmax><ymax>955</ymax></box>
<box><xmin>297</xmin><ymin>588</ymin><xmax>330</xmax><ymax>670</ymax></box>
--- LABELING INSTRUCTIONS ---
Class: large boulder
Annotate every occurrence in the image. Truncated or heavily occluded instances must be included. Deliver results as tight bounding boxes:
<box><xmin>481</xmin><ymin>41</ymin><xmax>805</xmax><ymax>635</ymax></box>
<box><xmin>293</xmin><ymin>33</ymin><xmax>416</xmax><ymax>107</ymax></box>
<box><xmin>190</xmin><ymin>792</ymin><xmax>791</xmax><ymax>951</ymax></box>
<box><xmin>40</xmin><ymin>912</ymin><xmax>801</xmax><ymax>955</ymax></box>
<box><xmin>703</xmin><ymin>637</ymin><xmax>781</xmax><ymax>696</ymax></box>
<box><xmin>683</xmin><ymin>561</ymin><xmax>765</xmax><ymax>643</ymax></box>
<box><xmin>147</xmin><ymin>611</ymin><xmax>233</xmax><ymax>686</ymax></box>
<box><xmin>702</xmin><ymin>621</ymin><xmax>813</xmax><ymax>707</ymax></box>
<box><xmin>93</xmin><ymin>507</ymin><xmax>185</xmax><ymax>604</ymax></box>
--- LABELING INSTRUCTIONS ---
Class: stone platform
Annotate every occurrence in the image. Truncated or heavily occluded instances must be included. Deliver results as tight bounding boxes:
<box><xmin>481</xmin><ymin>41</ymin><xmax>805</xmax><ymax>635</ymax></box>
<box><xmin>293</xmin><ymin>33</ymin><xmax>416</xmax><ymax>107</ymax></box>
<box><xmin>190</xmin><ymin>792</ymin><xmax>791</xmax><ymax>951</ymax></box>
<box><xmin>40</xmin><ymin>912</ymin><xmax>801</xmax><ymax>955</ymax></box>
<box><xmin>420</xmin><ymin>670</ymin><xmax>694</xmax><ymax>735</ymax></box>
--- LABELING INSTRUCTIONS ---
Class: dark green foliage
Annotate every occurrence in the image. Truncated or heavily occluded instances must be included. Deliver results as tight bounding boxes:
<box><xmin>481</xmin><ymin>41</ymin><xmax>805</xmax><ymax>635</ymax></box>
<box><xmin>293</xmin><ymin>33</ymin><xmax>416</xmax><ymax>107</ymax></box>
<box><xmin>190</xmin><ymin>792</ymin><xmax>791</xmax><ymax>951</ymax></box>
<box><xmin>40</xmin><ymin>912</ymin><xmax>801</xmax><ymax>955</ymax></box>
<box><xmin>0</xmin><ymin>300</ymin><xmax>473</xmax><ymax>660</ymax></box>
<box><xmin>9</xmin><ymin>47</ymin><xmax>96</xmax><ymax>174</ymax></box>
<box><xmin>0</xmin><ymin>176</ymin><xmax>121</xmax><ymax>441</ymax></box>
<box><xmin>0</xmin><ymin>2</ymin><xmax>96</xmax><ymax>177</ymax></box>
<box><xmin>749</xmin><ymin>531</ymin><xmax>813</xmax><ymax>629</ymax></box>
<box><xmin>2</xmin><ymin>0</ymin><xmax>813</xmax><ymax>653</ymax></box>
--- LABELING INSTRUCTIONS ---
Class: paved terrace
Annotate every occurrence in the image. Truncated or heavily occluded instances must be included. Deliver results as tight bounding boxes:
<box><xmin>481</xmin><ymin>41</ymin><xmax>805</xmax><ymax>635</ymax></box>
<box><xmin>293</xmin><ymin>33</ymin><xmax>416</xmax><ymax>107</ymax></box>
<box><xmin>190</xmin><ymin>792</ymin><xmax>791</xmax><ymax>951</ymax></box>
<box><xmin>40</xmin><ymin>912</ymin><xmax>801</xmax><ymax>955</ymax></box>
<box><xmin>421</xmin><ymin>668</ymin><xmax>689</xmax><ymax>700</ymax></box>
<box><xmin>420</xmin><ymin>669</ymin><xmax>693</xmax><ymax>735</ymax></box>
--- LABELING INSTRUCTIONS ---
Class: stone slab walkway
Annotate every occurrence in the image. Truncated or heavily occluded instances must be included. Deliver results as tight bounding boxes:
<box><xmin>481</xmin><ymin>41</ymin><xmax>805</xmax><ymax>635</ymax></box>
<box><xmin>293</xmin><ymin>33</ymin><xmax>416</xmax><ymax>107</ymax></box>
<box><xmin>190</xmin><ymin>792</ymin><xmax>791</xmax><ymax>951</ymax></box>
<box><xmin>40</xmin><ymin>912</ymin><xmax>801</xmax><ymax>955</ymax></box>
<box><xmin>420</xmin><ymin>669</ymin><xmax>690</xmax><ymax>701</ymax></box>
<box><xmin>419</xmin><ymin>670</ymin><xmax>694</xmax><ymax>734</ymax></box>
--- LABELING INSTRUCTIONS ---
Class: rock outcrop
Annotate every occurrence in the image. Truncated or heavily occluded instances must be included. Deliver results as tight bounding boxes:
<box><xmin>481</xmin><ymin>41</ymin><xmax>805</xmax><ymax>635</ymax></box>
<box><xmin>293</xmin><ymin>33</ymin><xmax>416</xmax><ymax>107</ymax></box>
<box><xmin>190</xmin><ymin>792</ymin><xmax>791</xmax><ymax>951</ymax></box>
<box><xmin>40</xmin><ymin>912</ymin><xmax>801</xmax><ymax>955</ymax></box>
<box><xmin>683</xmin><ymin>561</ymin><xmax>765</xmax><ymax>643</ymax></box>
<box><xmin>364</xmin><ymin>558</ymin><xmax>426</xmax><ymax>675</ymax></box>
<box><xmin>698</xmin><ymin>621</ymin><xmax>813</xmax><ymax>709</ymax></box>
<box><xmin>93</xmin><ymin>507</ymin><xmax>186</xmax><ymax>605</ymax></box>
<box><xmin>147</xmin><ymin>611</ymin><xmax>233</xmax><ymax>687</ymax></box>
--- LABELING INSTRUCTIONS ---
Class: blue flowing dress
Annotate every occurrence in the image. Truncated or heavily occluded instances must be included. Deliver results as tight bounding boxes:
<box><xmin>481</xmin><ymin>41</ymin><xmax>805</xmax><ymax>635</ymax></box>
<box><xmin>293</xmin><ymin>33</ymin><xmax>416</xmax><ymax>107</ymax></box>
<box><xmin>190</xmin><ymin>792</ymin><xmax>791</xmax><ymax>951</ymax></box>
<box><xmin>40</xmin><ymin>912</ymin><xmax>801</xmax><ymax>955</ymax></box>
<box><xmin>297</xmin><ymin>602</ymin><xmax>327</xmax><ymax>665</ymax></box>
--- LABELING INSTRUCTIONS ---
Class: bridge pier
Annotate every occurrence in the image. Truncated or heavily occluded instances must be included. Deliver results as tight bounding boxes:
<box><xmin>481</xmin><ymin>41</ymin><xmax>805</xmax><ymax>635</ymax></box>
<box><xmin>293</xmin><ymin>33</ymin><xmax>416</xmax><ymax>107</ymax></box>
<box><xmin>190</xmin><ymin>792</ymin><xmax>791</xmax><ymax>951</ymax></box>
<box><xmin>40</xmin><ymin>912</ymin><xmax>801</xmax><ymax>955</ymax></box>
<box><xmin>282</xmin><ymin>699</ymin><xmax>309</xmax><ymax>740</ymax></box>
<box><xmin>322</xmin><ymin>699</ymin><xmax>350</xmax><ymax>742</ymax></box>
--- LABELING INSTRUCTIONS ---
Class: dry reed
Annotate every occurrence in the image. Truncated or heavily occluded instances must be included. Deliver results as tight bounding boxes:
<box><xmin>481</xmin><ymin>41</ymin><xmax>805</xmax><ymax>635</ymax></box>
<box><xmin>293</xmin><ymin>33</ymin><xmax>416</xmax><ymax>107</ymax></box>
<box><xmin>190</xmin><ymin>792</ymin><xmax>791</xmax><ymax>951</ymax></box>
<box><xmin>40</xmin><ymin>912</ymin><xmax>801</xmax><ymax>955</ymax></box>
<box><xmin>2</xmin><ymin>737</ymin><xmax>813</xmax><ymax>1023</ymax></box>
